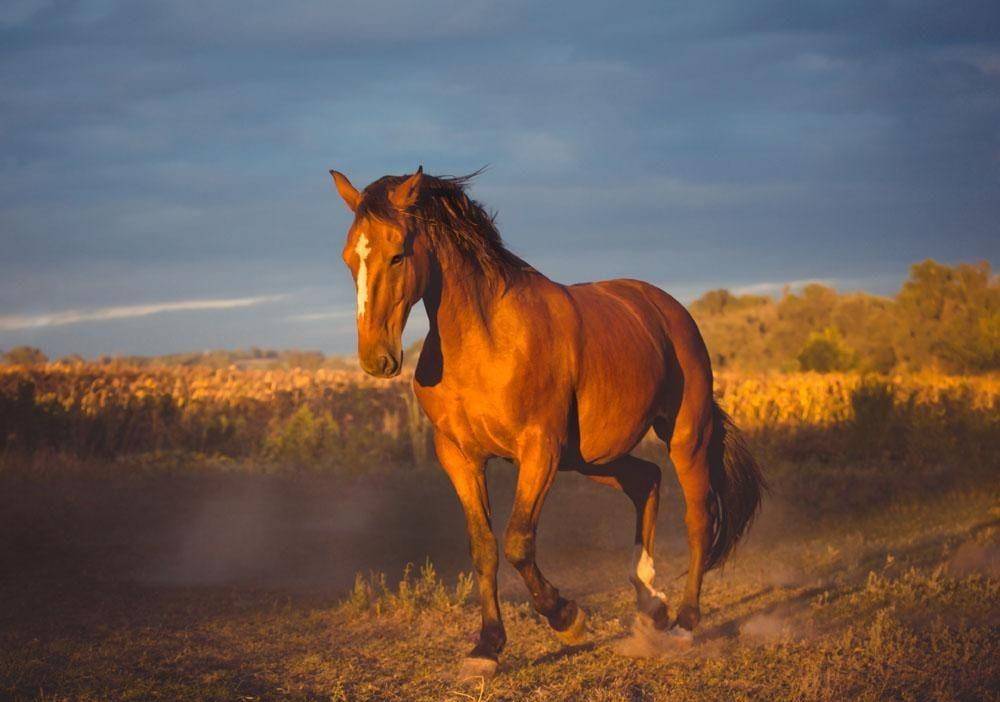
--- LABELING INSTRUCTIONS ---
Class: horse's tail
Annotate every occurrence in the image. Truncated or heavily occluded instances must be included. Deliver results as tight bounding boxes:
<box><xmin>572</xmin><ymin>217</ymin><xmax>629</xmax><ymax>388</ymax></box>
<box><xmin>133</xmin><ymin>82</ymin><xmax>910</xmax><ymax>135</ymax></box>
<box><xmin>704</xmin><ymin>401</ymin><xmax>766</xmax><ymax>572</ymax></box>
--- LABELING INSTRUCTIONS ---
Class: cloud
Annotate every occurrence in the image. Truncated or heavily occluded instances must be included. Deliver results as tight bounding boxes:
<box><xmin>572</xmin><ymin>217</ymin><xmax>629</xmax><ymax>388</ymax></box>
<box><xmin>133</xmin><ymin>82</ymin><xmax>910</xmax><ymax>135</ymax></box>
<box><xmin>0</xmin><ymin>294</ymin><xmax>287</xmax><ymax>331</ymax></box>
<box><xmin>287</xmin><ymin>309</ymin><xmax>355</xmax><ymax>322</ymax></box>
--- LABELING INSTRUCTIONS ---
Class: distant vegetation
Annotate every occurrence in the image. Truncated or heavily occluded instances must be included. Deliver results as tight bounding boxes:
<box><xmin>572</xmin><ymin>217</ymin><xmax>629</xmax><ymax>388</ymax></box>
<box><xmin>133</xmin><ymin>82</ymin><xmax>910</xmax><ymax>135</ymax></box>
<box><xmin>0</xmin><ymin>258</ymin><xmax>995</xmax><ymax>476</ymax></box>
<box><xmin>1</xmin><ymin>346</ymin><xmax>49</xmax><ymax>366</ymax></box>
<box><xmin>0</xmin><ymin>345</ymin><xmax>368</xmax><ymax>370</ymax></box>
<box><xmin>2</xmin><ymin>259</ymin><xmax>994</xmax><ymax>375</ymax></box>
<box><xmin>0</xmin><ymin>365</ymin><xmax>432</xmax><ymax>473</ymax></box>
<box><xmin>690</xmin><ymin>259</ymin><xmax>997</xmax><ymax>373</ymax></box>
<box><xmin>1</xmin><ymin>363</ymin><xmax>995</xmax><ymax>475</ymax></box>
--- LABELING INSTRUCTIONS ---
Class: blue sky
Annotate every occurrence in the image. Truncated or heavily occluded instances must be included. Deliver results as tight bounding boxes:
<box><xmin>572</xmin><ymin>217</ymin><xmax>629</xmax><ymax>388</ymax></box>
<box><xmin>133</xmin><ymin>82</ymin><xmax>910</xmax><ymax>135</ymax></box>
<box><xmin>1</xmin><ymin>1</ymin><xmax>998</xmax><ymax>358</ymax></box>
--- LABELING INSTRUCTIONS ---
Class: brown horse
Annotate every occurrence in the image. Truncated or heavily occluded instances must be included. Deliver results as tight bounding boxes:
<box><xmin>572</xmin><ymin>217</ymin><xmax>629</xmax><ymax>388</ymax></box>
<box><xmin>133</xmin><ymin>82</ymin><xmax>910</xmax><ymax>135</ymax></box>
<box><xmin>329</xmin><ymin>167</ymin><xmax>765</xmax><ymax>678</ymax></box>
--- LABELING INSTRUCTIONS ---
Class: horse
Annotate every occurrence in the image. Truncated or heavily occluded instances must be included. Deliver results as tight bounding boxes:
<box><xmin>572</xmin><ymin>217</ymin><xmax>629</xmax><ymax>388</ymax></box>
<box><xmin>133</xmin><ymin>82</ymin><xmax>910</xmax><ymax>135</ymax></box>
<box><xmin>328</xmin><ymin>167</ymin><xmax>765</xmax><ymax>678</ymax></box>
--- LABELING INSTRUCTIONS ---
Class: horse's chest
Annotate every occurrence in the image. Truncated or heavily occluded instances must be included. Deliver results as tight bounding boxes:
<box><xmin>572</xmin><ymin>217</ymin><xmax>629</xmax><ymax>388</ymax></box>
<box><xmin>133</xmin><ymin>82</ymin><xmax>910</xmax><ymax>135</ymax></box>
<box><xmin>413</xmin><ymin>379</ymin><xmax>520</xmax><ymax>459</ymax></box>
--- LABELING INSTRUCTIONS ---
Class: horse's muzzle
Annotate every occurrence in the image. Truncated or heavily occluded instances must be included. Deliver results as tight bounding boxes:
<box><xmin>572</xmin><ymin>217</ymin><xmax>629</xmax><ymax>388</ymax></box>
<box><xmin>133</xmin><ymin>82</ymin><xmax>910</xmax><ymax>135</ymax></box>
<box><xmin>360</xmin><ymin>349</ymin><xmax>401</xmax><ymax>378</ymax></box>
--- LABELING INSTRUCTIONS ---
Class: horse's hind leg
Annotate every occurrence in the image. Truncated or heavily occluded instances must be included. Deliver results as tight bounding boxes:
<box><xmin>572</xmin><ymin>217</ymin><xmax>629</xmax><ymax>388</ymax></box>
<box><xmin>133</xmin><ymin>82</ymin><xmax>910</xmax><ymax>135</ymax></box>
<box><xmin>505</xmin><ymin>439</ymin><xmax>587</xmax><ymax>645</ymax></box>
<box><xmin>655</xmin><ymin>413</ymin><xmax>713</xmax><ymax>631</ymax></box>
<box><xmin>581</xmin><ymin>456</ymin><xmax>670</xmax><ymax>629</ymax></box>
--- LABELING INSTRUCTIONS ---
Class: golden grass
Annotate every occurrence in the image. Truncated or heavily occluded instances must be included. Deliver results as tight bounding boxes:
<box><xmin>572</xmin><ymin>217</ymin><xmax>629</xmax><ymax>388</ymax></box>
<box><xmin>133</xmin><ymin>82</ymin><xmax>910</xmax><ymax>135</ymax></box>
<box><xmin>716</xmin><ymin>371</ymin><xmax>999</xmax><ymax>429</ymax></box>
<box><xmin>2</xmin><ymin>364</ymin><xmax>997</xmax><ymax>472</ymax></box>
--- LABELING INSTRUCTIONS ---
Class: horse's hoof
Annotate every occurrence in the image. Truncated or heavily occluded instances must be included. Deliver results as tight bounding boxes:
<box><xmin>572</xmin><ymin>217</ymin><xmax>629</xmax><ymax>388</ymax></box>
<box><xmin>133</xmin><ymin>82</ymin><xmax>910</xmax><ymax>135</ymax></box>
<box><xmin>675</xmin><ymin>604</ymin><xmax>701</xmax><ymax>631</ymax></box>
<box><xmin>456</xmin><ymin>656</ymin><xmax>498</xmax><ymax>682</ymax></box>
<box><xmin>554</xmin><ymin>605</ymin><xmax>588</xmax><ymax>646</ymax></box>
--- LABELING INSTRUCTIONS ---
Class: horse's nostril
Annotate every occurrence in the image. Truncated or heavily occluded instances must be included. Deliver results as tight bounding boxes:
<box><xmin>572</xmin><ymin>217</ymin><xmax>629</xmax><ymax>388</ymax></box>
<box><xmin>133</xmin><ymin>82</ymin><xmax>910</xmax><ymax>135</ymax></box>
<box><xmin>379</xmin><ymin>354</ymin><xmax>396</xmax><ymax>375</ymax></box>
<box><xmin>361</xmin><ymin>351</ymin><xmax>399</xmax><ymax>377</ymax></box>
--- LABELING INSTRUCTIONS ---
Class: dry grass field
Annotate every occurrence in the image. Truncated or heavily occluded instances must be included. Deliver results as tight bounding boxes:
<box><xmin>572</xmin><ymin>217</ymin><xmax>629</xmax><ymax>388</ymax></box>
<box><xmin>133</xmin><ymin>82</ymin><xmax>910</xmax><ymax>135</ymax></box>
<box><xmin>1</xmin><ymin>366</ymin><xmax>998</xmax><ymax>701</ymax></box>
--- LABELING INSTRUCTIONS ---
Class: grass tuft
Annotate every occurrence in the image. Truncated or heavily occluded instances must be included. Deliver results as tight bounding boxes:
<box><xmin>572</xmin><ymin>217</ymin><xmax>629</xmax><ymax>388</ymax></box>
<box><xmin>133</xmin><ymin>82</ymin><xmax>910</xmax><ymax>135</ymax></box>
<box><xmin>343</xmin><ymin>559</ymin><xmax>474</xmax><ymax>618</ymax></box>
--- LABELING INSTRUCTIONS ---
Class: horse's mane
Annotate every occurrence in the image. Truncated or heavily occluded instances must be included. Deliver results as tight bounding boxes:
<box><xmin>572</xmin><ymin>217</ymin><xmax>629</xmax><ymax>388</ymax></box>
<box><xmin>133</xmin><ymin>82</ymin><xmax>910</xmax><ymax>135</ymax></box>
<box><xmin>357</xmin><ymin>170</ymin><xmax>530</xmax><ymax>283</ymax></box>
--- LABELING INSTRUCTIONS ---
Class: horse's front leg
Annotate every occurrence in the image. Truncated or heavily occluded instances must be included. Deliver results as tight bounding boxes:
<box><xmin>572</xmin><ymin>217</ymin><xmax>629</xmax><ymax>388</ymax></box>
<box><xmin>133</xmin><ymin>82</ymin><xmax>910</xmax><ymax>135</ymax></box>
<box><xmin>434</xmin><ymin>433</ymin><xmax>505</xmax><ymax>679</ymax></box>
<box><xmin>504</xmin><ymin>435</ymin><xmax>587</xmax><ymax>645</ymax></box>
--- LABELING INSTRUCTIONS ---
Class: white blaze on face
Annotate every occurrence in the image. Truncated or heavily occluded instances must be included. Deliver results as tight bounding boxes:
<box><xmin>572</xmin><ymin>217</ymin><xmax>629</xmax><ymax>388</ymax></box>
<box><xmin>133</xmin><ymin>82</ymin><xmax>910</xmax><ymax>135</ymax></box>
<box><xmin>634</xmin><ymin>545</ymin><xmax>668</xmax><ymax>602</ymax></box>
<box><xmin>353</xmin><ymin>233</ymin><xmax>371</xmax><ymax>319</ymax></box>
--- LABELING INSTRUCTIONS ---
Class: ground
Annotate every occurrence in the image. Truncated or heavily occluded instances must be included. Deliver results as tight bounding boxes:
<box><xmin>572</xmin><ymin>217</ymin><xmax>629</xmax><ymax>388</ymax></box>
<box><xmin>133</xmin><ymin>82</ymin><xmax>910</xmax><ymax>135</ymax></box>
<box><xmin>0</xmin><ymin>456</ymin><xmax>997</xmax><ymax>701</ymax></box>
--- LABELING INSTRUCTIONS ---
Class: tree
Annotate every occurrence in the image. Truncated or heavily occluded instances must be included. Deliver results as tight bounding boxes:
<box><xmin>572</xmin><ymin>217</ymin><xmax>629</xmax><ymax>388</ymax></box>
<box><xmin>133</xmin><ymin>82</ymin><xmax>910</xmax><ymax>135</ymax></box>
<box><xmin>796</xmin><ymin>328</ymin><xmax>857</xmax><ymax>372</ymax></box>
<box><xmin>3</xmin><ymin>346</ymin><xmax>48</xmax><ymax>366</ymax></box>
<box><xmin>689</xmin><ymin>260</ymin><xmax>995</xmax><ymax>374</ymax></box>
<box><xmin>897</xmin><ymin>260</ymin><xmax>998</xmax><ymax>371</ymax></box>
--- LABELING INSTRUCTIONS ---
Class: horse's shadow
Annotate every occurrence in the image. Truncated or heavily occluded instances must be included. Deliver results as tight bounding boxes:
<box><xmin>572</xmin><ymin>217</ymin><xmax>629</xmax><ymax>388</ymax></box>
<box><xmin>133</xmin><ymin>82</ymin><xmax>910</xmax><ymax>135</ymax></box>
<box><xmin>699</xmin><ymin>514</ymin><xmax>999</xmax><ymax>642</ymax></box>
<box><xmin>697</xmin><ymin>585</ymin><xmax>827</xmax><ymax>642</ymax></box>
<box><xmin>527</xmin><ymin>514</ymin><xmax>997</xmax><ymax>665</ymax></box>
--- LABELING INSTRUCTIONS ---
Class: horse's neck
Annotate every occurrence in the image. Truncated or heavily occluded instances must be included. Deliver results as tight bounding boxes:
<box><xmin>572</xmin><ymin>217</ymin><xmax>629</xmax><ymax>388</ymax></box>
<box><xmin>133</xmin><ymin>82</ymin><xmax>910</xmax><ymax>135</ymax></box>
<box><xmin>424</xmin><ymin>251</ymin><xmax>514</xmax><ymax>352</ymax></box>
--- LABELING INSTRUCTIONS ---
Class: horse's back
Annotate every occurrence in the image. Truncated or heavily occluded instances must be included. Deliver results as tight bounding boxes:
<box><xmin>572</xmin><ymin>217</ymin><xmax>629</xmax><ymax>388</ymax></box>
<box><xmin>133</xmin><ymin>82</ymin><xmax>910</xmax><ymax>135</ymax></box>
<box><xmin>565</xmin><ymin>278</ymin><xmax>713</xmax><ymax>462</ymax></box>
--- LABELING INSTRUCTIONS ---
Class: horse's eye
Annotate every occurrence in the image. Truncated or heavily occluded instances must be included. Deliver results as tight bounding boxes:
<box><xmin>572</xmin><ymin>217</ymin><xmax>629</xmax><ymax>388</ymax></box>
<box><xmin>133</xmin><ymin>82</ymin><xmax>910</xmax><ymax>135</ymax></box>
<box><xmin>390</xmin><ymin>254</ymin><xmax>404</xmax><ymax>265</ymax></box>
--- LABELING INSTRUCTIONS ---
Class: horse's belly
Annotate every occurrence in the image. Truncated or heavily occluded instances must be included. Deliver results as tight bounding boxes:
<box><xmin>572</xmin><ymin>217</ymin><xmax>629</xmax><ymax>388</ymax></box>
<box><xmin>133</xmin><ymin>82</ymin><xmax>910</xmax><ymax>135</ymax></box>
<box><xmin>576</xmin><ymin>415</ymin><xmax>654</xmax><ymax>464</ymax></box>
<box><xmin>575</xmin><ymin>383</ymin><xmax>659</xmax><ymax>464</ymax></box>
<box><xmin>567</xmin><ymin>281</ymin><xmax>672</xmax><ymax>463</ymax></box>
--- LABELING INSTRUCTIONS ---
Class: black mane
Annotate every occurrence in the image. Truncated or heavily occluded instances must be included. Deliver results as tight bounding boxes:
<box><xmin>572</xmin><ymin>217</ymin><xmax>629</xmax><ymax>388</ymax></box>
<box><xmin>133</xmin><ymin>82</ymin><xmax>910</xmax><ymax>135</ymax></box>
<box><xmin>357</xmin><ymin>170</ymin><xmax>530</xmax><ymax>282</ymax></box>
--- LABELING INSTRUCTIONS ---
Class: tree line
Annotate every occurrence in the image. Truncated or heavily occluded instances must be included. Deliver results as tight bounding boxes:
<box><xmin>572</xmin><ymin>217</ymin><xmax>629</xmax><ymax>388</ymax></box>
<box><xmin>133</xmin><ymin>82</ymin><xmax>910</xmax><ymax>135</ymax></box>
<box><xmin>690</xmin><ymin>259</ymin><xmax>997</xmax><ymax>373</ymax></box>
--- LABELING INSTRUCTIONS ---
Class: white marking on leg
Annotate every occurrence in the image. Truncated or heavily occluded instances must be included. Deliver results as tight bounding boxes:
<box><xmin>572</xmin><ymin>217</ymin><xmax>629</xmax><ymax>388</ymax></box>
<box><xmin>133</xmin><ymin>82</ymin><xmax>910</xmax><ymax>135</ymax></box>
<box><xmin>634</xmin><ymin>545</ymin><xmax>667</xmax><ymax>602</ymax></box>
<box><xmin>354</xmin><ymin>233</ymin><xmax>371</xmax><ymax>319</ymax></box>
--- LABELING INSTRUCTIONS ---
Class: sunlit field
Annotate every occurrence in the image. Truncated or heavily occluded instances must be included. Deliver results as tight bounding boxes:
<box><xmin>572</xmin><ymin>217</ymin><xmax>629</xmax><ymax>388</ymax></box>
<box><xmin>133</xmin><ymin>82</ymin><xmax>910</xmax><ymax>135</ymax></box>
<box><xmin>0</xmin><ymin>364</ymin><xmax>997</xmax><ymax>700</ymax></box>
<box><xmin>3</xmin><ymin>363</ymin><xmax>997</xmax><ymax>471</ymax></box>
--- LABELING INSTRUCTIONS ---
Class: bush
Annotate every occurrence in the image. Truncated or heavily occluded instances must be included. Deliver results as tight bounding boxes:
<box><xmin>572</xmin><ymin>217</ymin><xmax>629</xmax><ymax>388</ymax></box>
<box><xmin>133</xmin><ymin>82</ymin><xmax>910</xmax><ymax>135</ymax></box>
<box><xmin>848</xmin><ymin>376</ymin><xmax>903</xmax><ymax>457</ymax></box>
<box><xmin>797</xmin><ymin>328</ymin><xmax>857</xmax><ymax>372</ymax></box>
<box><xmin>264</xmin><ymin>405</ymin><xmax>341</xmax><ymax>468</ymax></box>
<box><xmin>2</xmin><ymin>346</ymin><xmax>48</xmax><ymax>366</ymax></box>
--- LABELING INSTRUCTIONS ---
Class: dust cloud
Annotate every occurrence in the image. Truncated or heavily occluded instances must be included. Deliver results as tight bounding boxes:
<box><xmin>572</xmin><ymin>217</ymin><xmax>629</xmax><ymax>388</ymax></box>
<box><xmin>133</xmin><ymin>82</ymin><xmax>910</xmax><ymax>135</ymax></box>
<box><xmin>946</xmin><ymin>540</ymin><xmax>1000</xmax><ymax>578</ymax></box>
<box><xmin>739</xmin><ymin>610</ymin><xmax>802</xmax><ymax>643</ymax></box>
<box><xmin>615</xmin><ymin>616</ymin><xmax>693</xmax><ymax>658</ymax></box>
<box><xmin>1</xmin><ymin>462</ymin><xmax>680</xmax><ymax>597</ymax></box>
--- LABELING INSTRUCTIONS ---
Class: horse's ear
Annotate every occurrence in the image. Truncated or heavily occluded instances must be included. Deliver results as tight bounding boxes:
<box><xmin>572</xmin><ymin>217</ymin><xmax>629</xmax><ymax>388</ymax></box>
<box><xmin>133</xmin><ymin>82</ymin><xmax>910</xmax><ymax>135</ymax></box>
<box><xmin>390</xmin><ymin>166</ymin><xmax>423</xmax><ymax>210</ymax></box>
<box><xmin>330</xmin><ymin>170</ymin><xmax>361</xmax><ymax>212</ymax></box>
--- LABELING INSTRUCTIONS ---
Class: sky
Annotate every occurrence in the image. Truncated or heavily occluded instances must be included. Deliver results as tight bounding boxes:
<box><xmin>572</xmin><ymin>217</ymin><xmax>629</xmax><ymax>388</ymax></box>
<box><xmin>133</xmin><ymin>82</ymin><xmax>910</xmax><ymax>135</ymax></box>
<box><xmin>1</xmin><ymin>1</ymin><xmax>998</xmax><ymax>358</ymax></box>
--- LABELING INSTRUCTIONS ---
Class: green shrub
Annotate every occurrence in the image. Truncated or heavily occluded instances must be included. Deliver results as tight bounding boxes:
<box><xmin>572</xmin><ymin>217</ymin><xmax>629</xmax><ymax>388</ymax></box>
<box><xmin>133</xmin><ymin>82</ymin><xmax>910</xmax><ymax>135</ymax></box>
<box><xmin>797</xmin><ymin>328</ymin><xmax>857</xmax><ymax>372</ymax></box>
<box><xmin>264</xmin><ymin>405</ymin><xmax>341</xmax><ymax>468</ymax></box>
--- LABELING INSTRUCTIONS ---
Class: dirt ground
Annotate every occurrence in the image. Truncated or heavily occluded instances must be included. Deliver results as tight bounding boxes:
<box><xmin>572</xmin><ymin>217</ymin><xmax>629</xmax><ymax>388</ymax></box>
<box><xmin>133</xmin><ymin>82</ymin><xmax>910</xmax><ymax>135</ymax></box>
<box><xmin>1</xmin><ymin>456</ymin><xmax>997</xmax><ymax>701</ymax></box>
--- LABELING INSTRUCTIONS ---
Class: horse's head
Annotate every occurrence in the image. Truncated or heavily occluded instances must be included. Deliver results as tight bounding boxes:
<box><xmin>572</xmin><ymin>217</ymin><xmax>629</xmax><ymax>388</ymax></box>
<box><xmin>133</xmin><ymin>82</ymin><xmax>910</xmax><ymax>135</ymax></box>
<box><xmin>329</xmin><ymin>167</ymin><xmax>430</xmax><ymax>378</ymax></box>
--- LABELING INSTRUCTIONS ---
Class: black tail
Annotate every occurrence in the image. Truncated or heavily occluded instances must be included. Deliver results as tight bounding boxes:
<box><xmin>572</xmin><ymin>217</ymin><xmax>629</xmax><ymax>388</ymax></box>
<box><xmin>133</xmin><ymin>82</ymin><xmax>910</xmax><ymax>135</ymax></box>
<box><xmin>704</xmin><ymin>401</ymin><xmax>766</xmax><ymax>572</ymax></box>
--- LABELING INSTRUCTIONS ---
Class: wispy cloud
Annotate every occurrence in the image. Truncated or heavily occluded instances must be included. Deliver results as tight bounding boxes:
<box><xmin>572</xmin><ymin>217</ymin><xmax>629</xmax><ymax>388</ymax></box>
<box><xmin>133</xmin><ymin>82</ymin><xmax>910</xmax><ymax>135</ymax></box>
<box><xmin>287</xmin><ymin>309</ymin><xmax>355</xmax><ymax>323</ymax></box>
<box><xmin>0</xmin><ymin>294</ymin><xmax>287</xmax><ymax>331</ymax></box>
